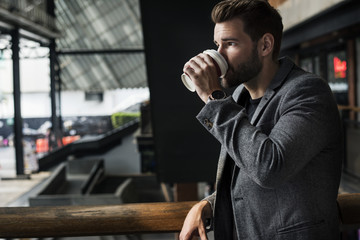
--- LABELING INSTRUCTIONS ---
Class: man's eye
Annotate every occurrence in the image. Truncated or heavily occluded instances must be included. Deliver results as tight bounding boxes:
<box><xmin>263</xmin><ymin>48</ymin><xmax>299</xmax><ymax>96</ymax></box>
<box><xmin>228</xmin><ymin>42</ymin><xmax>236</xmax><ymax>46</ymax></box>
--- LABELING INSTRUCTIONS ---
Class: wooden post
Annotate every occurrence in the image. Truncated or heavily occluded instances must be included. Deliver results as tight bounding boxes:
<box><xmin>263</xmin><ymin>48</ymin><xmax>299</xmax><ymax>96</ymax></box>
<box><xmin>174</xmin><ymin>183</ymin><xmax>198</xmax><ymax>202</ymax></box>
<box><xmin>338</xmin><ymin>193</ymin><xmax>360</xmax><ymax>230</ymax></box>
<box><xmin>347</xmin><ymin>39</ymin><xmax>356</xmax><ymax>120</ymax></box>
<box><xmin>174</xmin><ymin>183</ymin><xmax>199</xmax><ymax>240</ymax></box>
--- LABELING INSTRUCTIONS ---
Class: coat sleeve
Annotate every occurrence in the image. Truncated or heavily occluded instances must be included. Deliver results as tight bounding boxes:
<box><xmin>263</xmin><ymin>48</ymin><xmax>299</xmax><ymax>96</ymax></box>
<box><xmin>202</xmin><ymin>191</ymin><xmax>216</xmax><ymax>231</ymax></box>
<box><xmin>203</xmin><ymin>191</ymin><xmax>216</xmax><ymax>211</ymax></box>
<box><xmin>196</xmin><ymin>76</ymin><xmax>341</xmax><ymax>189</ymax></box>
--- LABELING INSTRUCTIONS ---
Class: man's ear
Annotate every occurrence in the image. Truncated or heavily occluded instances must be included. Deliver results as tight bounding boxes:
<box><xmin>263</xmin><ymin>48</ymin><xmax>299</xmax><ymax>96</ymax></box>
<box><xmin>259</xmin><ymin>33</ymin><xmax>274</xmax><ymax>57</ymax></box>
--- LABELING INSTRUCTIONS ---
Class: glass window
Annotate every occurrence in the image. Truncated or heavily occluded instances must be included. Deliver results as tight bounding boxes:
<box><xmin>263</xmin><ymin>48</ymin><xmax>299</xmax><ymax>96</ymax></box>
<box><xmin>300</xmin><ymin>57</ymin><xmax>313</xmax><ymax>73</ymax></box>
<box><xmin>314</xmin><ymin>56</ymin><xmax>321</xmax><ymax>77</ymax></box>
<box><xmin>300</xmin><ymin>55</ymin><xmax>321</xmax><ymax>76</ymax></box>
<box><xmin>327</xmin><ymin>50</ymin><xmax>348</xmax><ymax>105</ymax></box>
<box><xmin>356</xmin><ymin>37</ymin><xmax>360</xmax><ymax>116</ymax></box>
<box><xmin>345</xmin><ymin>37</ymin><xmax>360</xmax><ymax>179</ymax></box>
<box><xmin>0</xmin><ymin>34</ymin><xmax>16</xmax><ymax>177</ymax></box>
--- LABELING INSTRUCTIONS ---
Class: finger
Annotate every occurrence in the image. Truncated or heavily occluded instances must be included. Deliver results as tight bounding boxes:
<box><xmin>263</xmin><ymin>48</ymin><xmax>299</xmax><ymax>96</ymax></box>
<box><xmin>183</xmin><ymin>55</ymin><xmax>202</xmax><ymax>71</ymax></box>
<box><xmin>198</xmin><ymin>224</ymin><xmax>209</xmax><ymax>240</ymax></box>
<box><xmin>192</xmin><ymin>54</ymin><xmax>218</xmax><ymax>79</ymax></box>
<box><xmin>183</xmin><ymin>53</ymin><xmax>214</xmax><ymax>76</ymax></box>
<box><xmin>199</xmin><ymin>53</ymin><xmax>214</xmax><ymax>66</ymax></box>
<box><xmin>191</xmin><ymin>54</ymin><xmax>210</xmax><ymax>70</ymax></box>
<box><xmin>189</xmin><ymin>58</ymin><xmax>204</xmax><ymax>74</ymax></box>
<box><xmin>183</xmin><ymin>65</ymin><xmax>195</xmax><ymax>77</ymax></box>
<box><xmin>179</xmin><ymin>231</ymin><xmax>194</xmax><ymax>240</ymax></box>
<box><xmin>183</xmin><ymin>62</ymin><xmax>192</xmax><ymax>73</ymax></box>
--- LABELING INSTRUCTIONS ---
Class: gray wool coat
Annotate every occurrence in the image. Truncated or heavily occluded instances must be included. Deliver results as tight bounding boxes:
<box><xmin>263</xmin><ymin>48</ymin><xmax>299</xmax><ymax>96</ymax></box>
<box><xmin>197</xmin><ymin>57</ymin><xmax>343</xmax><ymax>240</ymax></box>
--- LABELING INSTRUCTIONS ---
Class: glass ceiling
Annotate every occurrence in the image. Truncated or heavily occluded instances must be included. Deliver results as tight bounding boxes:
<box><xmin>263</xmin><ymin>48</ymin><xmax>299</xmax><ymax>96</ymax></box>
<box><xmin>55</xmin><ymin>0</ymin><xmax>147</xmax><ymax>91</ymax></box>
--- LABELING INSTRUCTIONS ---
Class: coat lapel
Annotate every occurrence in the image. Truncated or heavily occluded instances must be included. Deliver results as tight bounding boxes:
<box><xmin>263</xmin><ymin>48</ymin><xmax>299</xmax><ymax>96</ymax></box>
<box><xmin>217</xmin><ymin>57</ymin><xmax>295</xmax><ymax>185</ymax></box>
<box><xmin>232</xmin><ymin>57</ymin><xmax>294</xmax><ymax>125</ymax></box>
<box><xmin>216</xmin><ymin>146</ymin><xmax>230</xmax><ymax>184</ymax></box>
<box><xmin>250</xmin><ymin>89</ymin><xmax>275</xmax><ymax>125</ymax></box>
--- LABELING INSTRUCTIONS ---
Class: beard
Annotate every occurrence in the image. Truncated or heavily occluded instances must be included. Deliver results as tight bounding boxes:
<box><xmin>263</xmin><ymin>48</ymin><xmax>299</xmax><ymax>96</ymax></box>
<box><xmin>221</xmin><ymin>44</ymin><xmax>262</xmax><ymax>89</ymax></box>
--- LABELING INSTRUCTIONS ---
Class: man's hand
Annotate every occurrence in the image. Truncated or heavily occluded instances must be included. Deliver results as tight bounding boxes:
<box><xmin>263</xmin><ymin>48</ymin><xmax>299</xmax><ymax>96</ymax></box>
<box><xmin>183</xmin><ymin>53</ymin><xmax>222</xmax><ymax>103</ymax></box>
<box><xmin>179</xmin><ymin>200</ymin><xmax>212</xmax><ymax>240</ymax></box>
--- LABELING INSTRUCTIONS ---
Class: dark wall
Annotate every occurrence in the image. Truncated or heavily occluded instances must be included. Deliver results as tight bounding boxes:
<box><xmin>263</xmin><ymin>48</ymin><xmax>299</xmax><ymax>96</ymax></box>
<box><xmin>140</xmin><ymin>0</ymin><xmax>221</xmax><ymax>183</ymax></box>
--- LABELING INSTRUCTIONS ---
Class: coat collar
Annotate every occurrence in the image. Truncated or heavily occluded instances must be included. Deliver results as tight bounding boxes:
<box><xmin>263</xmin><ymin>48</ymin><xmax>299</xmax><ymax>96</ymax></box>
<box><xmin>232</xmin><ymin>57</ymin><xmax>294</xmax><ymax>124</ymax></box>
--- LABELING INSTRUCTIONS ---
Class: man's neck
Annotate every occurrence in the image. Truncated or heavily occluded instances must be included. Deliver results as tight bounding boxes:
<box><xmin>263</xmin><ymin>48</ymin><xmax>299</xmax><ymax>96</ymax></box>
<box><xmin>244</xmin><ymin>60</ymin><xmax>279</xmax><ymax>99</ymax></box>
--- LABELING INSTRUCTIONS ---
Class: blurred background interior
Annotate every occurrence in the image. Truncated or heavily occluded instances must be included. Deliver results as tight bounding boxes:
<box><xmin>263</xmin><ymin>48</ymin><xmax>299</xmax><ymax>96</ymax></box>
<box><xmin>0</xmin><ymin>0</ymin><xmax>360</xmax><ymax>239</ymax></box>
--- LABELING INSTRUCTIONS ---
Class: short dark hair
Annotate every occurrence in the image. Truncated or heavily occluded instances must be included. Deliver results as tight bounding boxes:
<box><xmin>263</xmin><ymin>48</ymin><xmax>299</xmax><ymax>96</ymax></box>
<box><xmin>211</xmin><ymin>0</ymin><xmax>283</xmax><ymax>60</ymax></box>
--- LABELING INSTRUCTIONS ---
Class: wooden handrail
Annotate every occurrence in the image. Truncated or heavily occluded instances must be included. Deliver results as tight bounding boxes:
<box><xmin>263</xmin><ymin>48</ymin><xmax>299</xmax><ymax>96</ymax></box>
<box><xmin>338</xmin><ymin>105</ymin><xmax>360</xmax><ymax>112</ymax></box>
<box><xmin>338</xmin><ymin>193</ymin><xmax>360</xmax><ymax>230</ymax></box>
<box><xmin>0</xmin><ymin>201</ymin><xmax>197</xmax><ymax>238</ymax></box>
<box><xmin>0</xmin><ymin>194</ymin><xmax>360</xmax><ymax>238</ymax></box>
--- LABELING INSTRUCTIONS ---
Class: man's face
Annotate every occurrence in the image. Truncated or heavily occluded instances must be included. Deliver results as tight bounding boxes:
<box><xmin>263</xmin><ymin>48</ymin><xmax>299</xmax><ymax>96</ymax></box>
<box><xmin>214</xmin><ymin>18</ymin><xmax>262</xmax><ymax>88</ymax></box>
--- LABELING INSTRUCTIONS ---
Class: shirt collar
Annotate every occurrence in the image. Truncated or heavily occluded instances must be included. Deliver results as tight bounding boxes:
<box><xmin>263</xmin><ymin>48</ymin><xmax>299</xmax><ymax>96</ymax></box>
<box><xmin>232</xmin><ymin>57</ymin><xmax>295</xmax><ymax>102</ymax></box>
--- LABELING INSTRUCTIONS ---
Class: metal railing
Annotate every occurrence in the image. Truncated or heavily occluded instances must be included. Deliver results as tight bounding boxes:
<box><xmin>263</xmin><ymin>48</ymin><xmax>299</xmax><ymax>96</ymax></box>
<box><xmin>0</xmin><ymin>0</ymin><xmax>56</xmax><ymax>30</ymax></box>
<box><xmin>0</xmin><ymin>194</ymin><xmax>359</xmax><ymax>238</ymax></box>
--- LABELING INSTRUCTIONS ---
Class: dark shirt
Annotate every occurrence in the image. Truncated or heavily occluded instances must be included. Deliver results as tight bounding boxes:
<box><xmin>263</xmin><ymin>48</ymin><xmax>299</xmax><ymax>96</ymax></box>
<box><xmin>245</xmin><ymin>96</ymin><xmax>262</xmax><ymax>120</ymax></box>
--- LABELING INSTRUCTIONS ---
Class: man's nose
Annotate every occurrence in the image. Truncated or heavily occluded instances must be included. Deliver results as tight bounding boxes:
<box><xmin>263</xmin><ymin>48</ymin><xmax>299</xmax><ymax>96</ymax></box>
<box><xmin>217</xmin><ymin>47</ymin><xmax>226</xmax><ymax>60</ymax></box>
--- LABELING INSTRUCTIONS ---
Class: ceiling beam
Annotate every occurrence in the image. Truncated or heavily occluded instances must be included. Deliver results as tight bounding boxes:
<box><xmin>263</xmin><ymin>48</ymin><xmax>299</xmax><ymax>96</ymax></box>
<box><xmin>0</xmin><ymin>6</ymin><xmax>61</xmax><ymax>39</ymax></box>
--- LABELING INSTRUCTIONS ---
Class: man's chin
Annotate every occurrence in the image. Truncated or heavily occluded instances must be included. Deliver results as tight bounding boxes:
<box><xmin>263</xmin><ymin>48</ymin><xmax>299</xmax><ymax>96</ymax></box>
<box><xmin>221</xmin><ymin>77</ymin><xmax>239</xmax><ymax>89</ymax></box>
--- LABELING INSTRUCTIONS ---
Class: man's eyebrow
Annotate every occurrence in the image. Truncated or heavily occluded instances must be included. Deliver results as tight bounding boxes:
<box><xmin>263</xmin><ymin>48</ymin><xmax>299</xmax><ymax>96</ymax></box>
<box><xmin>221</xmin><ymin>38</ymin><xmax>239</xmax><ymax>42</ymax></box>
<box><xmin>214</xmin><ymin>38</ymin><xmax>239</xmax><ymax>44</ymax></box>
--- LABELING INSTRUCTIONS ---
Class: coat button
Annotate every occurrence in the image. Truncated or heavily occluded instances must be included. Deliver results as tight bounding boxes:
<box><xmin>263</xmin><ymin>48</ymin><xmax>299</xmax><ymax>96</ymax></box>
<box><xmin>204</xmin><ymin>119</ymin><xmax>213</xmax><ymax>129</ymax></box>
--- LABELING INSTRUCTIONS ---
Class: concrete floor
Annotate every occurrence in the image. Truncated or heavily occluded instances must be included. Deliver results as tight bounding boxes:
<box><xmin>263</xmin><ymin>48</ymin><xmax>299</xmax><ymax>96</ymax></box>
<box><xmin>0</xmin><ymin>146</ymin><xmax>51</xmax><ymax>207</ymax></box>
<box><xmin>0</xmin><ymin>146</ymin><xmax>215</xmax><ymax>239</ymax></box>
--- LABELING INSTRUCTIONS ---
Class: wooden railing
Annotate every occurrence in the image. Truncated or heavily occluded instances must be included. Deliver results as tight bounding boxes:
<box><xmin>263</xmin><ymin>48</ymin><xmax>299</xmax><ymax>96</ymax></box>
<box><xmin>0</xmin><ymin>194</ymin><xmax>359</xmax><ymax>238</ymax></box>
<box><xmin>338</xmin><ymin>105</ymin><xmax>360</xmax><ymax>112</ymax></box>
<box><xmin>338</xmin><ymin>193</ymin><xmax>360</xmax><ymax>230</ymax></box>
<box><xmin>0</xmin><ymin>201</ymin><xmax>197</xmax><ymax>238</ymax></box>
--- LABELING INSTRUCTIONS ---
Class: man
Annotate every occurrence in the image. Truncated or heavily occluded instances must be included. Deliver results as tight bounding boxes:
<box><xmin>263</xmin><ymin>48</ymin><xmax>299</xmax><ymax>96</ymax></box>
<box><xmin>179</xmin><ymin>0</ymin><xmax>343</xmax><ymax>239</ymax></box>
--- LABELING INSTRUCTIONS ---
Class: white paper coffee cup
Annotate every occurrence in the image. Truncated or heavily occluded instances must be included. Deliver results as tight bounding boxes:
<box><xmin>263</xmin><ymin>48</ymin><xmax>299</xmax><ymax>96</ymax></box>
<box><xmin>181</xmin><ymin>49</ymin><xmax>228</xmax><ymax>92</ymax></box>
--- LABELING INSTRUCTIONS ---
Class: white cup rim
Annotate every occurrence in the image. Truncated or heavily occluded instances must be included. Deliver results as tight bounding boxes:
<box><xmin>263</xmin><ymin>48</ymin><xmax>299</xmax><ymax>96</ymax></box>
<box><xmin>181</xmin><ymin>73</ymin><xmax>196</xmax><ymax>92</ymax></box>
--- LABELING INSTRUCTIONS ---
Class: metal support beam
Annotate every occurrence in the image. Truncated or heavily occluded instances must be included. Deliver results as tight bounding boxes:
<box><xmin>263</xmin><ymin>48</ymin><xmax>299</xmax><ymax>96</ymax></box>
<box><xmin>49</xmin><ymin>39</ymin><xmax>57</xmax><ymax>131</ymax></box>
<box><xmin>11</xmin><ymin>28</ymin><xmax>24</xmax><ymax>176</ymax></box>
<box><xmin>282</xmin><ymin>1</ymin><xmax>360</xmax><ymax>51</ymax></box>
<box><xmin>48</xmin><ymin>0</ymin><xmax>62</xmax><ymax>147</ymax></box>
<box><xmin>56</xmin><ymin>49</ymin><xmax>144</xmax><ymax>55</ymax></box>
<box><xmin>49</xmin><ymin>38</ymin><xmax>59</xmax><ymax>144</ymax></box>
<box><xmin>47</xmin><ymin>0</ymin><xmax>56</xmax><ymax>17</ymax></box>
<box><xmin>0</xmin><ymin>0</ymin><xmax>61</xmax><ymax>39</ymax></box>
